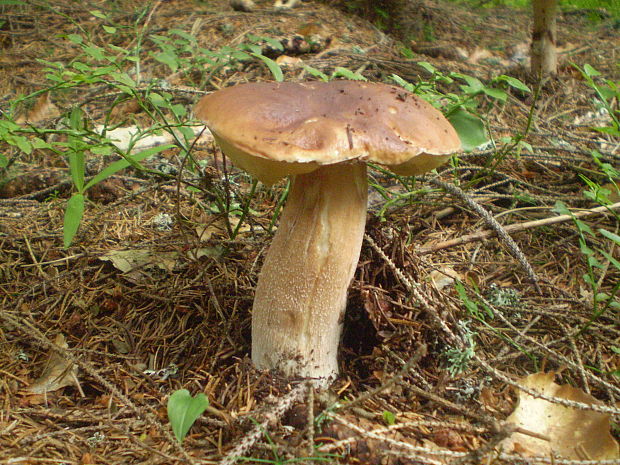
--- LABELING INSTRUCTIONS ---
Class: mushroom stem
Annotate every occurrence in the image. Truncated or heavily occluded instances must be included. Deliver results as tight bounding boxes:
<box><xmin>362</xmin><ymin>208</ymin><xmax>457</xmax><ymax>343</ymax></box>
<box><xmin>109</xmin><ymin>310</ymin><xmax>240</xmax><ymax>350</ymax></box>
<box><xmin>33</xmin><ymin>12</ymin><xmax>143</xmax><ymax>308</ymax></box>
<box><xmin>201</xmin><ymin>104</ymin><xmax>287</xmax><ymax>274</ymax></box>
<box><xmin>251</xmin><ymin>163</ymin><xmax>368</xmax><ymax>384</ymax></box>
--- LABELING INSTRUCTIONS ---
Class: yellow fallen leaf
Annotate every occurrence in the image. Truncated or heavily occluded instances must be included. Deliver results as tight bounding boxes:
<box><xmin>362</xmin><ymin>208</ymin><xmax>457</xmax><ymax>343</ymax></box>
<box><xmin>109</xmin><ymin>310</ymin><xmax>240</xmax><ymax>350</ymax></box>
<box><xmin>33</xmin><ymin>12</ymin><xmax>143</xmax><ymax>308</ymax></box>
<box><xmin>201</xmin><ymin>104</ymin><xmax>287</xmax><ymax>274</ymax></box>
<box><xmin>28</xmin><ymin>334</ymin><xmax>78</xmax><ymax>394</ymax></box>
<box><xmin>500</xmin><ymin>372</ymin><xmax>619</xmax><ymax>460</ymax></box>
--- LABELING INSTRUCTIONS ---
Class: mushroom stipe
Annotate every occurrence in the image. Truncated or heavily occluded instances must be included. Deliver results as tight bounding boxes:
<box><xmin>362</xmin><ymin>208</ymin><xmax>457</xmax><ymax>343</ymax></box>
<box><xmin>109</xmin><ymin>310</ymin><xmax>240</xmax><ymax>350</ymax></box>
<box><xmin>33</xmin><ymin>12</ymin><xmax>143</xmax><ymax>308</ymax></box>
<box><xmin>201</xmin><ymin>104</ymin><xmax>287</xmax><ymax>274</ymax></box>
<box><xmin>196</xmin><ymin>80</ymin><xmax>460</xmax><ymax>385</ymax></box>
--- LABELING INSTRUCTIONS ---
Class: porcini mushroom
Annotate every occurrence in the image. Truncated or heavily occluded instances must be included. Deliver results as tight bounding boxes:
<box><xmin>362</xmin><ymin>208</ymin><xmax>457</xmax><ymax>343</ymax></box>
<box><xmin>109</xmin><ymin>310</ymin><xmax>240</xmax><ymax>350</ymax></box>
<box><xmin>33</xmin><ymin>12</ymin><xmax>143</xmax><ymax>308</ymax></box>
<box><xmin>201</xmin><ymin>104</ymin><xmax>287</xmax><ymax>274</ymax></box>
<box><xmin>195</xmin><ymin>80</ymin><xmax>460</xmax><ymax>384</ymax></box>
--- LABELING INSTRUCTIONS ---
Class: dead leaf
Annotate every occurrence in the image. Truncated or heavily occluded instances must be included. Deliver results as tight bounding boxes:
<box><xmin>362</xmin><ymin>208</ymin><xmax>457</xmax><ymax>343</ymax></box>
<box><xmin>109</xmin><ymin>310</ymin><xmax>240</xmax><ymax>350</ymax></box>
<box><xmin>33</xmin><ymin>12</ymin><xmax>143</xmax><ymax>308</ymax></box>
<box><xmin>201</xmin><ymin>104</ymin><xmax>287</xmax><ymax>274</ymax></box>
<box><xmin>16</xmin><ymin>92</ymin><xmax>60</xmax><ymax>124</ymax></box>
<box><xmin>466</xmin><ymin>47</ymin><xmax>493</xmax><ymax>64</ymax></box>
<box><xmin>275</xmin><ymin>55</ymin><xmax>303</xmax><ymax>67</ymax></box>
<box><xmin>28</xmin><ymin>334</ymin><xmax>78</xmax><ymax>394</ymax></box>
<box><xmin>99</xmin><ymin>248</ymin><xmax>178</xmax><ymax>282</ymax></box>
<box><xmin>427</xmin><ymin>266</ymin><xmax>461</xmax><ymax>291</ymax></box>
<box><xmin>499</xmin><ymin>372</ymin><xmax>619</xmax><ymax>459</ymax></box>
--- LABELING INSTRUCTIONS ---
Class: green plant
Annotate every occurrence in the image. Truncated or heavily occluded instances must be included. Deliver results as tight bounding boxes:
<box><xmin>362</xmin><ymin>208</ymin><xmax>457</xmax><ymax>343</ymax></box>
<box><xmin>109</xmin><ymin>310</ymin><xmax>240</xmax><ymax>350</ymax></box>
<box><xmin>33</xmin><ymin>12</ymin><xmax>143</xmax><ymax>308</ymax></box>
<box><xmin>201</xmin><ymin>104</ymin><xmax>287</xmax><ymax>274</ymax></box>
<box><xmin>2</xmin><ymin>12</ymin><xmax>269</xmax><ymax>246</ymax></box>
<box><xmin>392</xmin><ymin>63</ymin><xmax>531</xmax><ymax>152</ymax></box>
<box><xmin>574</xmin><ymin>63</ymin><xmax>620</xmax><ymax>136</ymax></box>
<box><xmin>553</xmin><ymin>201</ymin><xmax>620</xmax><ymax>334</ymax></box>
<box><xmin>167</xmin><ymin>389</ymin><xmax>210</xmax><ymax>443</ymax></box>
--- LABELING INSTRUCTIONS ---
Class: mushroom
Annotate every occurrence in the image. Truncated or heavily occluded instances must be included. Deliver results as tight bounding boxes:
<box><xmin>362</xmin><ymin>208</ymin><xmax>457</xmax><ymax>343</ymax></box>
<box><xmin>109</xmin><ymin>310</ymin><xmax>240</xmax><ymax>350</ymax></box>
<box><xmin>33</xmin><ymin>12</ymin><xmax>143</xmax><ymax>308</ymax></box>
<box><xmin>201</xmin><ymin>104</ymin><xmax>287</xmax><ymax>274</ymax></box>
<box><xmin>195</xmin><ymin>80</ymin><xmax>460</xmax><ymax>384</ymax></box>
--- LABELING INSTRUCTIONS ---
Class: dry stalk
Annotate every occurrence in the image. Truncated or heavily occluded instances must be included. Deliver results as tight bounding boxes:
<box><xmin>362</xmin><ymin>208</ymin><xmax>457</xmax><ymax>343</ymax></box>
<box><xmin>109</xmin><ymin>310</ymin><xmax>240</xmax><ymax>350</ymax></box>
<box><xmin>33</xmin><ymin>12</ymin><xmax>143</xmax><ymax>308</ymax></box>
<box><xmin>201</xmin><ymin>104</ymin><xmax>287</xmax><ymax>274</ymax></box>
<box><xmin>426</xmin><ymin>178</ymin><xmax>541</xmax><ymax>291</ymax></box>
<box><xmin>475</xmin><ymin>356</ymin><xmax>620</xmax><ymax>416</ymax></box>
<box><xmin>419</xmin><ymin>200</ymin><xmax>620</xmax><ymax>254</ymax></box>
<box><xmin>489</xmin><ymin>301</ymin><xmax>620</xmax><ymax>397</ymax></box>
<box><xmin>217</xmin><ymin>383</ymin><xmax>308</xmax><ymax>465</ymax></box>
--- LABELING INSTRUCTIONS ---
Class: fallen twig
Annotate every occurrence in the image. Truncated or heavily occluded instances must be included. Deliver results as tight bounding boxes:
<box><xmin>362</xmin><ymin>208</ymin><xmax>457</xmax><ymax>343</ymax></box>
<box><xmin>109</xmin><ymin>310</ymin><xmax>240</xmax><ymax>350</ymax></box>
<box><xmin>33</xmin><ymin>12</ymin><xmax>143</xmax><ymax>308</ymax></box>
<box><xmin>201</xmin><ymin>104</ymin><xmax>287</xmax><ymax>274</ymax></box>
<box><xmin>419</xmin><ymin>200</ymin><xmax>620</xmax><ymax>254</ymax></box>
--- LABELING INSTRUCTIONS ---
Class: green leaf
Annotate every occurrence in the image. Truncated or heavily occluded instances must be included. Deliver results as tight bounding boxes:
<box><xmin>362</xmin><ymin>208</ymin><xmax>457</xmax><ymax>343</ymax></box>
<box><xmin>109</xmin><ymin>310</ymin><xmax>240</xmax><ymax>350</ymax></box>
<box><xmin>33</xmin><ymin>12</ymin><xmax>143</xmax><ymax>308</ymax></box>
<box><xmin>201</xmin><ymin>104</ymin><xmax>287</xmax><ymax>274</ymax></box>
<box><xmin>390</xmin><ymin>74</ymin><xmax>410</xmax><ymax>88</ymax></box>
<box><xmin>167</xmin><ymin>389</ymin><xmax>209</xmax><ymax>443</ymax></box>
<box><xmin>453</xmin><ymin>73</ymin><xmax>483</xmax><ymax>91</ymax></box>
<box><xmin>102</xmin><ymin>25</ymin><xmax>117</xmax><ymax>34</ymax></box>
<box><xmin>153</xmin><ymin>51</ymin><xmax>179</xmax><ymax>72</ymax></box>
<box><xmin>496</xmin><ymin>75</ymin><xmax>531</xmax><ymax>93</ymax></box>
<box><xmin>14</xmin><ymin>135</ymin><xmax>32</xmax><ymax>154</ymax></box>
<box><xmin>417</xmin><ymin>61</ymin><xmax>436</xmax><ymax>74</ymax></box>
<box><xmin>66</xmin><ymin>33</ymin><xmax>83</xmax><ymax>45</ymax></box>
<box><xmin>301</xmin><ymin>65</ymin><xmax>328</xmax><ymax>82</ymax></box>
<box><xmin>552</xmin><ymin>201</ymin><xmax>571</xmax><ymax>216</ymax></box>
<box><xmin>67</xmin><ymin>149</ymin><xmax>85</xmax><ymax>192</ymax></box>
<box><xmin>251</xmin><ymin>53</ymin><xmax>283</xmax><ymax>82</ymax></box>
<box><xmin>331</xmin><ymin>67</ymin><xmax>367</xmax><ymax>81</ymax></box>
<box><xmin>599</xmin><ymin>249</ymin><xmax>620</xmax><ymax>272</ymax></box>
<box><xmin>447</xmin><ymin>108</ymin><xmax>487</xmax><ymax>151</ymax></box>
<box><xmin>0</xmin><ymin>154</ymin><xmax>8</xmax><ymax>168</ymax></box>
<box><xmin>64</xmin><ymin>193</ymin><xmax>85</xmax><ymax>248</ymax></box>
<box><xmin>84</xmin><ymin>144</ymin><xmax>175</xmax><ymax>191</ymax></box>
<box><xmin>261</xmin><ymin>36</ymin><xmax>284</xmax><ymax>51</ymax></box>
<box><xmin>599</xmin><ymin>228</ymin><xmax>620</xmax><ymax>246</ymax></box>
<box><xmin>89</xmin><ymin>10</ymin><xmax>108</xmax><ymax>19</ymax></box>
<box><xmin>83</xmin><ymin>44</ymin><xmax>106</xmax><ymax>61</ymax></box>
<box><xmin>382</xmin><ymin>411</ymin><xmax>396</xmax><ymax>425</ymax></box>
<box><xmin>583</xmin><ymin>64</ymin><xmax>601</xmax><ymax>78</ymax></box>
<box><xmin>482</xmin><ymin>87</ymin><xmax>507</xmax><ymax>102</ymax></box>
<box><xmin>109</xmin><ymin>71</ymin><xmax>136</xmax><ymax>88</ymax></box>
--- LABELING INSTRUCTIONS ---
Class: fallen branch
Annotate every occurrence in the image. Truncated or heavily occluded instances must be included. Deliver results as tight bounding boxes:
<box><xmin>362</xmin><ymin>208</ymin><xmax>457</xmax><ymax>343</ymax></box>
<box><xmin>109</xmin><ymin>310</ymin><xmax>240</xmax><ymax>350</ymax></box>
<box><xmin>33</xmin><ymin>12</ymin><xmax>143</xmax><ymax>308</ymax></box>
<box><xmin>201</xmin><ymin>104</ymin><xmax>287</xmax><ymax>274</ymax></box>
<box><xmin>418</xmin><ymin>201</ymin><xmax>620</xmax><ymax>254</ymax></box>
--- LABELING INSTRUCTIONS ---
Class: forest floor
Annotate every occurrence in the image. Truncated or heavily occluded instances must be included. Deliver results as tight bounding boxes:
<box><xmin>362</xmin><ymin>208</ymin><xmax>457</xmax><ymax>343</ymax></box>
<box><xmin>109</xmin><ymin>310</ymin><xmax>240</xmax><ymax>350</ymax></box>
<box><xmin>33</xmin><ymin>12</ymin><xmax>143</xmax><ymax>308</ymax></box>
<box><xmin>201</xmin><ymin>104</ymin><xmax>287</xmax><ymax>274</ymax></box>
<box><xmin>0</xmin><ymin>0</ymin><xmax>619</xmax><ymax>464</ymax></box>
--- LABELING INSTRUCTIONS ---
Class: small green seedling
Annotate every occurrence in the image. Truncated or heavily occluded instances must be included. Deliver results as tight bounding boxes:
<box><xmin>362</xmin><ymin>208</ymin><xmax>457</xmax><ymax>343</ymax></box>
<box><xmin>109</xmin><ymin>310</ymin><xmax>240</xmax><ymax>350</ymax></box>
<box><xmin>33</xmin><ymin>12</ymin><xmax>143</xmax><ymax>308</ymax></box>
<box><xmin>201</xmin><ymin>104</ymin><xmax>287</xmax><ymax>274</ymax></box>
<box><xmin>167</xmin><ymin>389</ymin><xmax>209</xmax><ymax>443</ymax></box>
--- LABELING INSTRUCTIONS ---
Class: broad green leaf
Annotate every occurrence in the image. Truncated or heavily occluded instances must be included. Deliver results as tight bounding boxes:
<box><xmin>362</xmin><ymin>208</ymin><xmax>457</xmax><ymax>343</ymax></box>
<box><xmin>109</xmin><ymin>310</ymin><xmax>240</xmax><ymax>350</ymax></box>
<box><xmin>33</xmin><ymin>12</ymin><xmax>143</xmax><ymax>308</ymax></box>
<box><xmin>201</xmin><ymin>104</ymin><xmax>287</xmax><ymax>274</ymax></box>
<box><xmin>452</xmin><ymin>73</ymin><xmax>484</xmax><ymax>93</ymax></box>
<box><xmin>14</xmin><ymin>135</ymin><xmax>32</xmax><ymax>154</ymax></box>
<box><xmin>153</xmin><ymin>51</ymin><xmax>179</xmax><ymax>72</ymax></box>
<box><xmin>167</xmin><ymin>389</ymin><xmax>209</xmax><ymax>443</ymax></box>
<box><xmin>583</xmin><ymin>64</ymin><xmax>601</xmax><ymax>77</ymax></box>
<box><xmin>83</xmin><ymin>44</ymin><xmax>106</xmax><ymax>61</ymax></box>
<box><xmin>552</xmin><ymin>201</ymin><xmax>571</xmax><ymax>216</ymax></box>
<box><xmin>67</xmin><ymin>150</ymin><xmax>85</xmax><ymax>192</ymax></box>
<box><xmin>261</xmin><ymin>36</ymin><xmax>285</xmax><ymax>51</ymax></box>
<box><xmin>89</xmin><ymin>10</ymin><xmax>107</xmax><ymax>19</ymax></box>
<box><xmin>102</xmin><ymin>25</ymin><xmax>116</xmax><ymax>34</ymax></box>
<box><xmin>496</xmin><ymin>75</ymin><xmax>531</xmax><ymax>93</ymax></box>
<box><xmin>109</xmin><ymin>72</ymin><xmax>136</xmax><ymax>87</ymax></box>
<box><xmin>0</xmin><ymin>153</ymin><xmax>7</xmax><ymax>168</ymax></box>
<box><xmin>84</xmin><ymin>144</ymin><xmax>175</xmax><ymax>191</ymax></box>
<box><xmin>66</xmin><ymin>33</ymin><xmax>83</xmax><ymax>44</ymax></box>
<box><xmin>483</xmin><ymin>87</ymin><xmax>507</xmax><ymax>102</ymax></box>
<box><xmin>383</xmin><ymin>411</ymin><xmax>396</xmax><ymax>425</ymax></box>
<box><xmin>64</xmin><ymin>193</ymin><xmax>85</xmax><ymax>248</ymax></box>
<box><xmin>447</xmin><ymin>108</ymin><xmax>487</xmax><ymax>151</ymax></box>
<box><xmin>251</xmin><ymin>53</ymin><xmax>283</xmax><ymax>82</ymax></box>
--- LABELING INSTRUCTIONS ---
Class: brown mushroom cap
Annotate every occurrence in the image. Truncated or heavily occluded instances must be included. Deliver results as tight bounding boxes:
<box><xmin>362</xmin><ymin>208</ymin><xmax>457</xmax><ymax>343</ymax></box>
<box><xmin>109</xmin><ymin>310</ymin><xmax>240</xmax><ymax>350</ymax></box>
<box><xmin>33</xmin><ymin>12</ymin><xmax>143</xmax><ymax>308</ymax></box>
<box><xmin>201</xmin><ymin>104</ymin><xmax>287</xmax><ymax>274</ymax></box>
<box><xmin>195</xmin><ymin>80</ymin><xmax>460</xmax><ymax>185</ymax></box>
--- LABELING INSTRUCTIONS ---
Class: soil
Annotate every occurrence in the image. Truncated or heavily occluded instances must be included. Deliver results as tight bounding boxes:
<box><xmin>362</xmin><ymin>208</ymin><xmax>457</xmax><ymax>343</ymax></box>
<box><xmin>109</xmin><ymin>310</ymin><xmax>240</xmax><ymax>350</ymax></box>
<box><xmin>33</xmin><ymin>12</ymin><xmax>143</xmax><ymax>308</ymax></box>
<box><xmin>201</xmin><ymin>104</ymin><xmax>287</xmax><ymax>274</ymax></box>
<box><xmin>0</xmin><ymin>0</ymin><xmax>619</xmax><ymax>464</ymax></box>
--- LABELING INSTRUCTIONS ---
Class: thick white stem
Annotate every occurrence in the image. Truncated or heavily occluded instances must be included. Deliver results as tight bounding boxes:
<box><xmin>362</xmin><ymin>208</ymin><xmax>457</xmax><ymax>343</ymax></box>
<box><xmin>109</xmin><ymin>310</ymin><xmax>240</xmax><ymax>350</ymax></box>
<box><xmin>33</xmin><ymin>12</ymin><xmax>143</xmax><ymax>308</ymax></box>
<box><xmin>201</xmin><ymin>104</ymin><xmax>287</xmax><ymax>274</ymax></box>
<box><xmin>531</xmin><ymin>0</ymin><xmax>558</xmax><ymax>76</ymax></box>
<box><xmin>251</xmin><ymin>163</ymin><xmax>368</xmax><ymax>383</ymax></box>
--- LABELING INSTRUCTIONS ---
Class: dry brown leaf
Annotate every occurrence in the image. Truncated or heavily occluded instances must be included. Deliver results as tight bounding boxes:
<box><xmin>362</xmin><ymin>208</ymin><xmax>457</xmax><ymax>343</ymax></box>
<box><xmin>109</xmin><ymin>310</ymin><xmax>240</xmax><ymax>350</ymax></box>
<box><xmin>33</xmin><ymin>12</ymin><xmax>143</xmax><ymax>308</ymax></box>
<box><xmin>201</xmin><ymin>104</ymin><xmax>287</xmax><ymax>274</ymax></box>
<box><xmin>16</xmin><ymin>92</ymin><xmax>60</xmax><ymax>124</ymax></box>
<box><xmin>427</xmin><ymin>266</ymin><xmax>461</xmax><ymax>291</ymax></box>
<box><xmin>500</xmin><ymin>372</ymin><xmax>619</xmax><ymax>460</ymax></box>
<box><xmin>28</xmin><ymin>334</ymin><xmax>78</xmax><ymax>394</ymax></box>
<box><xmin>275</xmin><ymin>55</ymin><xmax>304</xmax><ymax>67</ymax></box>
<box><xmin>99</xmin><ymin>248</ymin><xmax>177</xmax><ymax>280</ymax></box>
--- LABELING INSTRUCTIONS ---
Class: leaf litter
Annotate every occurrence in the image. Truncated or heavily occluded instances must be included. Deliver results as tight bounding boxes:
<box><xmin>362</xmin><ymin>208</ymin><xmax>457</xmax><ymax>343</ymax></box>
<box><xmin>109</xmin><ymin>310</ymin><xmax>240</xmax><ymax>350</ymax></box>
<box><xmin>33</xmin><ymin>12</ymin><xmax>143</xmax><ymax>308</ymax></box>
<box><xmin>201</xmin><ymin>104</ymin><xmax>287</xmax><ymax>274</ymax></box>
<box><xmin>0</xmin><ymin>0</ymin><xmax>618</xmax><ymax>464</ymax></box>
